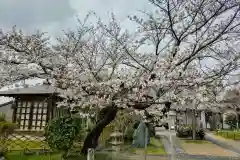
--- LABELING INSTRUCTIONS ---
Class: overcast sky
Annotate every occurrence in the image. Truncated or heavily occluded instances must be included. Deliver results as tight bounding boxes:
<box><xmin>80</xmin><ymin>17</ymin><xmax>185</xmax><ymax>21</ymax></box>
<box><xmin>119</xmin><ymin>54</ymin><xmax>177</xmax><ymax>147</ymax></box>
<box><xmin>0</xmin><ymin>0</ymin><xmax>153</xmax><ymax>36</ymax></box>
<box><xmin>0</xmin><ymin>0</ymin><xmax>155</xmax><ymax>100</ymax></box>
<box><xmin>0</xmin><ymin>0</ymin><xmax>238</xmax><ymax>83</ymax></box>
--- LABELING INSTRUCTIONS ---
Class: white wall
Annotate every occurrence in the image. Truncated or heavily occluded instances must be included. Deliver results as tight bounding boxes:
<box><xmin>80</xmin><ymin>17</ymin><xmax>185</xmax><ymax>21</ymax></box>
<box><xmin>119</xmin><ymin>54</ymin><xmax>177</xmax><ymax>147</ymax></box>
<box><xmin>0</xmin><ymin>103</ymin><xmax>13</xmax><ymax>122</ymax></box>
<box><xmin>179</xmin><ymin>110</ymin><xmax>202</xmax><ymax>128</ymax></box>
<box><xmin>179</xmin><ymin>111</ymin><xmax>193</xmax><ymax>125</ymax></box>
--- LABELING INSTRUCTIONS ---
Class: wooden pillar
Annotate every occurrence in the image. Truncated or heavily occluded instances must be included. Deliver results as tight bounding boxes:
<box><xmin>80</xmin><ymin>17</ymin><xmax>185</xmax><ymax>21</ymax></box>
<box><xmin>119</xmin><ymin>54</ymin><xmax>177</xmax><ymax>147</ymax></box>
<box><xmin>51</xmin><ymin>96</ymin><xmax>55</xmax><ymax>119</ymax></box>
<box><xmin>185</xmin><ymin>109</ymin><xmax>188</xmax><ymax>125</ymax></box>
<box><xmin>46</xmin><ymin>97</ymin><xmax>52</xmax><ymax>123</ymax></box>
<box><xmin>236</xmin><ymin>113</ymin><xmax>239</xmax><ymax>129</ymax></box>
<box><xmin>218</xmin><ymin>112</ymin><xmax>223</xmax><ymax>129</ymax></box>
<box><xmin>28</xmin><ymin>100</ymin><xmax>34</xmax><ymax>130</ymax></box>
<box><xmin>12</xmin><ymin>99</ymin><xmax>18</xmax><ymax>123</ymax></box>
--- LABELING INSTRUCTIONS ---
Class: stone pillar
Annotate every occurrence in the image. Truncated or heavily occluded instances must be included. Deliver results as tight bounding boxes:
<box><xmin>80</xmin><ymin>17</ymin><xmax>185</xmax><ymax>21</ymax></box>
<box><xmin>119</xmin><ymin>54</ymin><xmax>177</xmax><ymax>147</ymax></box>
<box><xmin>168</xmin><ymin>110</ymin><xmax>176</xmax><ymax>129</ymax></box>
<box><xmin>201</xmin><ymin>110</ymin><xmax>206</xmax><ymax>129</ymax></box>
<box><xmin>87</xmin><ymin>148</ymin><xmax>95</xmax><ymax>160</ymax></box>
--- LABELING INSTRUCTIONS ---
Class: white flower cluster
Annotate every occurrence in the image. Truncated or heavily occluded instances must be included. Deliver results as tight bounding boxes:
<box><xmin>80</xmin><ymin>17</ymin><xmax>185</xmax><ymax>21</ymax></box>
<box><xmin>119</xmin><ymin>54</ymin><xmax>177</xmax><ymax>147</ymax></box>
<box><xmin>1</xmin><ymin>0</ymin><xmax>239</xmax><ymax>114</ymax></box>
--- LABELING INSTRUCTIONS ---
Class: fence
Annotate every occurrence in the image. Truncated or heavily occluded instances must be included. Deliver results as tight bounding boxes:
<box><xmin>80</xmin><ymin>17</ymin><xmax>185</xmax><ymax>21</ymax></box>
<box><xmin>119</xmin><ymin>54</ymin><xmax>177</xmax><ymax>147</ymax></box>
<box><xmin>2</xmin><ymin>131</ymin><xmax>240</xmax><ymax>160</ymax></box>
<box><xmin>216</xmin><ymin>130</ymin><xmax>240</xmax><ymax>140</ymax></box>
<box><xmin>1</xmin><ymin>130</ymin><xmax>48</xmax><ymax>152</ymax></box>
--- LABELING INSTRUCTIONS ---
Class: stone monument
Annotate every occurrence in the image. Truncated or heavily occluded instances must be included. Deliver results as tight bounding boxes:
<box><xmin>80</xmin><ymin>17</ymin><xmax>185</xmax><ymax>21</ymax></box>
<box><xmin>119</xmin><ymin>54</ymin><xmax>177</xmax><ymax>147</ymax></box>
<box><xmin>132</xmin><ymin>121</ymin><xmax>149</xmax><ymax>148</ymax></box>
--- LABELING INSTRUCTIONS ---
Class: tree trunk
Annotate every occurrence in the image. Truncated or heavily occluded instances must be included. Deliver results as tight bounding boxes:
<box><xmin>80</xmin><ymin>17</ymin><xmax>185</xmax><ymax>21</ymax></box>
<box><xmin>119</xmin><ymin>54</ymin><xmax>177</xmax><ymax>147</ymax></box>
<box><xmin>236</xmin><ymin>111</ymin><xmax>239</xmax><ymax>130</ymax></box>
<box><xmin>81</xmin><ymin>106</ymin><xmax>118</xmax><ymax>156</ymax></box>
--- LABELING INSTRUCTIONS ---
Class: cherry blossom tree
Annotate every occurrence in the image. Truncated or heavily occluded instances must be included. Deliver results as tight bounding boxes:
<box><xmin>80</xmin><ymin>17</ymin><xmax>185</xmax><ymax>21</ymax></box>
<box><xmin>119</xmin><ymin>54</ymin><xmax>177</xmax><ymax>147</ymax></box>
<box><xmin>0</xmin><ymin>0</ymin><xmax>240</xmax><ymax>154</ymax></box>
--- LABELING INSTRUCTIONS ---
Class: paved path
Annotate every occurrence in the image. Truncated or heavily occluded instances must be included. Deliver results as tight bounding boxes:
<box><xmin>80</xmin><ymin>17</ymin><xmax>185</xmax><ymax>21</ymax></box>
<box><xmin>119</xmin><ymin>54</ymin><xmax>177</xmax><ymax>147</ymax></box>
<box><xmin>181</xmin><ymin>140</ymin><xmax>237</xmax><ymax>157</ymax></box>
<box><xmin>154</xmin><ymin>127</ymin><xmax>240</xmax><ymax>159</ymax></box>
<box><xmin>125</xmin><ymin>154</ymin><xmax>240</xmax><ymax>160</ymax></box>
<box><xmin>205</xmin><ymin>132</ymin><xmax>240</xmax><ymax>155</ymax></box>
<box><xmin>155</xmin><ymin>127</ymin><xmax>185</xmax><ymax>154</ymax></box>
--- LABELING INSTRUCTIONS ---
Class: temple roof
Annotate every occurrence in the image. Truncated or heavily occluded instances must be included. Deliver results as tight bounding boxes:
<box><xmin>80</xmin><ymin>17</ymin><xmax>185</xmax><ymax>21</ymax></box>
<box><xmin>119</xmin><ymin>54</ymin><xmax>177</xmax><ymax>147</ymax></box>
<box><xmin>0</xmin><ymin>84</ymin><xmax>62</xmax><ymax>96</ymax></box>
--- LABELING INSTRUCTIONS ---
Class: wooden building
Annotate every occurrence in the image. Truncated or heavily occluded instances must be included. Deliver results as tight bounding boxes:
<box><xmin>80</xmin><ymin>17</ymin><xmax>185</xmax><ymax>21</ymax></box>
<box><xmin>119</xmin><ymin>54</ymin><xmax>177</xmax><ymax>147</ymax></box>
<box><xmin>0</xmin><ymin>84</ymin><xmax>67</xmax><ymax>131</ymax></box>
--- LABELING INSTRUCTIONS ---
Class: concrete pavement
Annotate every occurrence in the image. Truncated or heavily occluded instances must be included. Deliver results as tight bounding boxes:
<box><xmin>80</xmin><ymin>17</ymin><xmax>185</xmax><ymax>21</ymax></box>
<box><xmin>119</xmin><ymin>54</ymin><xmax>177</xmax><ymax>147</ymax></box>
<box><xmin>205</xmin><ymin>132</ymin><xmax>240</xmax><ymax>155</ymax></box>
<box><xmin>154</xmin><ymin>127</ymin><xmax>240</xmax><ymax>159</ymax></box>
<box><xmin>155</xmin><ymin>127</ymin><xmax>185</xmax><ymax>155</ymax></box>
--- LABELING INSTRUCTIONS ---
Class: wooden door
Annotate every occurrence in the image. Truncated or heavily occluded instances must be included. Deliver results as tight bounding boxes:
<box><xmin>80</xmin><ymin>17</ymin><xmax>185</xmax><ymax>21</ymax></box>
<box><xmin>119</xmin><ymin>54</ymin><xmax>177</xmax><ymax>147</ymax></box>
<box><xmin>31</xmin><ymin>101</ymin><xmax>48</xmax><ymax>131</ymax></box>
<box><xmin>15</xmin><ymin>101</ymin><xmax>31</xmax><ymax>130</ymax></box>
<box><xmin>14</xmin><ymin>100</ymin><xmax>48</xmax><ymax>131</ymax></box>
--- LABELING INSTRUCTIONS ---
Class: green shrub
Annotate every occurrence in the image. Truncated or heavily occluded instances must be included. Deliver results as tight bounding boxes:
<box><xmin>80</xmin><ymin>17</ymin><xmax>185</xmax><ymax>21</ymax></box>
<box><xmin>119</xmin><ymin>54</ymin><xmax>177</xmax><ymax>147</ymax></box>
<box><xmin>44</xmin><ymin>116</ymin><xmax>82</xmax><ymax>157</ymax></box>
<box><xmin>124</xmin><ymin>126</ymin><xmax>135</xmax><ymax>141</ymax></box>
<box><xmin>176</xmin><ymin>125</ymin><xmax>192</xmax><ymax>138</ymax></box>
<box><xmin>99</xmin><ymin>126</ymin><xmax>114</xmax><ymax>145</ymax></box>
<box><xmin>198</xmin><ymin>129</ymin><xmax>205</xmax><ymax>140</ymax></box>
<box><xmin>216</xmin><ymin>130</ymin><xmax>240</xmax><ymax>140</ymax></box>
<box><xmin>146</xmin><ymin>123</ymin><xmax>155</xmax><ymax>137</ymax></box>
<box><xmin>133</xmin><ymin>121</ymin><xmax>140</xmax><ymax>129</ymax></box>
<box><xmin>0</xmin><ymin>113</ymin><xmax>6</xmax><ymax>122</ymax></box>
<box><xmin>177</xmin><ymin>124</ymin><xmax>205</xmax><ymax>139</ymax></box>
<box><xmin>0</xmin><ymin>122</ymin><xmax>17</xmax><ymax>134</ymax></box>
<box><xmin>0</xmin><ymin>117</ymin><xmax>17</xmax><ymax>158</ymax></box>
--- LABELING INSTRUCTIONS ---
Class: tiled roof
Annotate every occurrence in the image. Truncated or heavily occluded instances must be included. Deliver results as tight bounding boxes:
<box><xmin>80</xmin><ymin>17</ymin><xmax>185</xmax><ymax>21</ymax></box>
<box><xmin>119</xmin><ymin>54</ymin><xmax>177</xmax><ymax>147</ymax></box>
<box><xmin>0</xmin><ymin>84</ymin><xmax>60</xmax><ymax>96</ymax></box>
<box><xmin>0</xmin><ymin>78</ymin><xmax>45</xmax><ymax>105</ymax></box>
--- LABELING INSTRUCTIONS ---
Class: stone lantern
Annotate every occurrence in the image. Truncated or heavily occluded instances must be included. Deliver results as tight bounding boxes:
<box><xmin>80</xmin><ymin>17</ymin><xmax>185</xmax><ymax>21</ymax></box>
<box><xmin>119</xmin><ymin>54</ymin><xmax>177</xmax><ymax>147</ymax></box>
<box><xmin>168</xmin><ymin>110</ymin><xmax>177</xmax><ymax>130</ymax></box>
<box><xmin>108</xmin><ymin>131</ymin><xmax>124</xmax><ymax>153</ymax></box>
